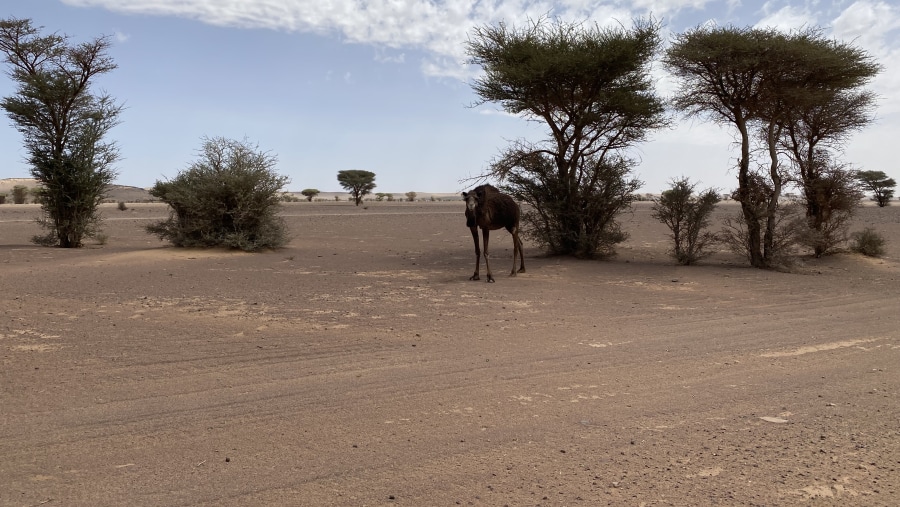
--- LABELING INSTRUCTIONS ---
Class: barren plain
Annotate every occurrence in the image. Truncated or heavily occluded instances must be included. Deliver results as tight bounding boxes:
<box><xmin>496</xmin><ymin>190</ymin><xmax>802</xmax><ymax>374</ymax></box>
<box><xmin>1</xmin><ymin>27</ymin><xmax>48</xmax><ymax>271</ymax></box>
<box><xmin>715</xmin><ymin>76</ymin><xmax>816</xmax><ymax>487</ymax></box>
<box><xmin>1</xmin><ymin>200</ymin><xmax>899</xmax><ymax>506</ymax></box>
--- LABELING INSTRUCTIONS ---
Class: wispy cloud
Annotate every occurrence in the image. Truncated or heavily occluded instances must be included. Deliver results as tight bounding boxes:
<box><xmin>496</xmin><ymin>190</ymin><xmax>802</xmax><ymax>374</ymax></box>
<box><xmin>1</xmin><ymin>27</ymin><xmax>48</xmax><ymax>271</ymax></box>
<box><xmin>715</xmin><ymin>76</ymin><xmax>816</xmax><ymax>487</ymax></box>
<box><xmin>60</xmin><ymin>0</ymin><xmax>715</xmax><ymax>77</ymax></box>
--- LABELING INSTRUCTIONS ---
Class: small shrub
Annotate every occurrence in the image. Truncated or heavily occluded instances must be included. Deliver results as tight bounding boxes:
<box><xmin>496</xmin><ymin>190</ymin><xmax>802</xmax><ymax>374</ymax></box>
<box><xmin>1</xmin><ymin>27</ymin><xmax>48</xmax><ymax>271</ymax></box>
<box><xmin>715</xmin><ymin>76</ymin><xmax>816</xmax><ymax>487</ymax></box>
<box><xmin>0</xmin><ymin>194</ymin><xmax>6</xmax><ymax>204</ymax></box>
<box><xmin>405</xmin><ymin>191</ymin><xmax>417</xmax><ymax>202</ymax></box>
<box><xmin>146</xmin><ymin>137</ymin><xmax>290</xmax><ymax>251</ymax></box>
<box><xmin>651</xmin><ymin>177</ymin><xmax>720</xmax><ymax>265</ymax></box>
<box><xmin>94</xmin><ymin>232</ymin><xmax>109</xmax><ymax>245</ymax></box>
<box><xmin>117</xmin><ymin>201</ymin><xmax>128</xmax><ymax>211</ymax></box>
<box><xmin>850</xmin><ymin>228</ymin><xmax>886</xmax><ymax>257</ymax></box>
<box><xmin>12</xmin><ymin>185</ymin><xmax>28</xmax><ymax>204</ymax></box>
<box><xmin>720</xmin><ymin>201</ymin><xmax>803</xmax><ymax>267</ymax></box>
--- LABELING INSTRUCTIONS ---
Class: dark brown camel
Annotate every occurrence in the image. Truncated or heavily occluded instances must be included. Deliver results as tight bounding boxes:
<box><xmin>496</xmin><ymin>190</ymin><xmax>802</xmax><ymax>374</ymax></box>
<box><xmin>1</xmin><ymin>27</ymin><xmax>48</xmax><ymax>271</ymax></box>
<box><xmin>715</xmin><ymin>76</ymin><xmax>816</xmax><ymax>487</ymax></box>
<box><xmin>462</xmin><ymin>184</ymin><xmax>525</xmax><ymax>282</ymax></box>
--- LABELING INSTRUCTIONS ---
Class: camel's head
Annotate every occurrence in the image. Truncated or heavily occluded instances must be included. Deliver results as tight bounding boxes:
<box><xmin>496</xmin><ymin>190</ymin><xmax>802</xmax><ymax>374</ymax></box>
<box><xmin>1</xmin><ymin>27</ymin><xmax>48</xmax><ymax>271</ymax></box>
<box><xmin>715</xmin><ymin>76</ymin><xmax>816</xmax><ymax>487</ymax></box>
<box><xmin>462</xmin><ymin>191</ymin><xmax>477</xmax><ymax>227</ymax></box>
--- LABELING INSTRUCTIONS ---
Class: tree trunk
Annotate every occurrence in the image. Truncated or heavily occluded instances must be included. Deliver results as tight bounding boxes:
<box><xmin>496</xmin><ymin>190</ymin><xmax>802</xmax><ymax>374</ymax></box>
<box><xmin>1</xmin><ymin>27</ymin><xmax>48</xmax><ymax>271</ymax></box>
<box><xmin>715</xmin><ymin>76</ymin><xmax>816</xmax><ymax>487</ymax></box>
<box><xmin>736</xmin><ymin>116</ymin><xmax>765</xmax><ymax>268</ymax></box>
<box><xmin>763</xmin><ymin>122</ymin><xmax>783</xmax><ymax>264</ymax></box>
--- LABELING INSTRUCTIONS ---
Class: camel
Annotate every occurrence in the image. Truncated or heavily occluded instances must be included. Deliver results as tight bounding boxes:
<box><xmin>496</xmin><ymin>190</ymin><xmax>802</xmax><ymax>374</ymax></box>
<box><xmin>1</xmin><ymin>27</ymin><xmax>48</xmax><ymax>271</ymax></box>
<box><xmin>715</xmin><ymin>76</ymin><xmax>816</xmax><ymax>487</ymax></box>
<box><xmin>462</xmin><ymin>184</ymin><xmax>525</xmax><ymax>282</ymax></box>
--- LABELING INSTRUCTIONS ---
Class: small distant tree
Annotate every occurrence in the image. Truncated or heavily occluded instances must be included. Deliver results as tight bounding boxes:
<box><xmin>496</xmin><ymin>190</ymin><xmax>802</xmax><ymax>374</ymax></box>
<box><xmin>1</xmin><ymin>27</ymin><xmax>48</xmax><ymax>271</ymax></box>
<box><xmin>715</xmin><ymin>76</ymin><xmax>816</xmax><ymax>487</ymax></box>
<box><xmin>0</xmin><ymin>17</ymin><xmax>122</xmax><ymax>247</ymax></box>
<box><xmin>651</xmin><ymin>177</ymin><xmax>720</xmax><ymax>265</ymax></box>
<box><xmin>300</xmin><ymin>188</ymin><xmax>320</xmax><ymax>202</ymax></box>
<box><xmin>337</xmin><ymin>170</ymin><xmax>376</xmax><ymax>206</ymax></box>
<box><xmin>11</xmin><ymin>185</ymin><xmax>28</xmax><ymax>204</ymax></box>
<box><xmin>405</xmin><ymin>191</ymin><xmax>417</xmax><ymax>202</ymax></box>
<box><xmin>856</xmin><ymin>170</ymin><xmax>896</xmax><ymax>207</ymax></box>
<box><xmin>146</xmin><ymin>137</ymin><xmax>289</xmax><ymax>251</ymax></box>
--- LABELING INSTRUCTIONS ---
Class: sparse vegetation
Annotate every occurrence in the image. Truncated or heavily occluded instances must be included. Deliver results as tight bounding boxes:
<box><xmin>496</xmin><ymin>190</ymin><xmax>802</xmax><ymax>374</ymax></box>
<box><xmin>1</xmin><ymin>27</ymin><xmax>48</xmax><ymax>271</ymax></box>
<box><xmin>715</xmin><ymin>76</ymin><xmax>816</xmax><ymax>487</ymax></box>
<box><xmin>117</xmin><ymin>201</ymin><xmax>127</xmax><ymax>211</ymax></box>
<box><xmin>850</xmin><ymin>227</ymin><xmax>886</xmax><ymax>257</ymax></box>
<box><xmin>146</xmin><ymin>137</ymin><xmax>289</xmax><ymax>251</ymax></box>
<box><xmin>652</xmin><ymin>178</ymin><xmax>720</xmax><ymax>265</ymax></box>
<box><xmin>405</xmin><ymin>191</ymin><xmax>417</xmax><ymax>202</ymax></box>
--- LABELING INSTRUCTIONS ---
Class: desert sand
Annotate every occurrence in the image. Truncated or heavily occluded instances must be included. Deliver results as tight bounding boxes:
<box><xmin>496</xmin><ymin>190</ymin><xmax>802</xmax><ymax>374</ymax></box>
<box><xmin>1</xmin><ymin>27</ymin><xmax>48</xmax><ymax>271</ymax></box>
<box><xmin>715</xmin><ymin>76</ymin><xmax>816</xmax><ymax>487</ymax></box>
<box><xmin>1</xmin><ymin>200</ymin><xmax>898</xmax><ymax>506</ymax></box>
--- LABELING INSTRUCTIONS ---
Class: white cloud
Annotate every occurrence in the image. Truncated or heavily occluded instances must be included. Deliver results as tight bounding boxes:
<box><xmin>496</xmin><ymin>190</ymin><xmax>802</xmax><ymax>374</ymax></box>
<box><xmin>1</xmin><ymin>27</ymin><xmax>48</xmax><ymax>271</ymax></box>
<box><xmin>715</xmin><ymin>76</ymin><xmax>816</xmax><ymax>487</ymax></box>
<box><xmin>60</xmin><ymin>0</ymin><xmax>717</xmax><ymax>77</ymax></box>
<box><xmin>831</xmin><ymin>0</ymin><xmax>900</xmax><ymax>52</ymax></box>
<box><xmin>755</xmin><ymin>3</ymin><xmax>817</xmax><ymax>30</ymax></box>
<box><xmin>831</xmin><ymin>1</ymin><xmax>900</xmax><ymax>114</ymax></box>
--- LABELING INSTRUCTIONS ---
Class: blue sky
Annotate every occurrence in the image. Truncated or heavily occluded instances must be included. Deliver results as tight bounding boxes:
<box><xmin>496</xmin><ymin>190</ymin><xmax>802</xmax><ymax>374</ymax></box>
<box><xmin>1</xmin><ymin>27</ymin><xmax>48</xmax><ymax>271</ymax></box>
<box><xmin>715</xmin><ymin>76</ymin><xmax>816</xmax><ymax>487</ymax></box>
<box><xmin>1</xmin><ymin>0</ymin><xmax>898</xmax><ymax>194</ymax></box>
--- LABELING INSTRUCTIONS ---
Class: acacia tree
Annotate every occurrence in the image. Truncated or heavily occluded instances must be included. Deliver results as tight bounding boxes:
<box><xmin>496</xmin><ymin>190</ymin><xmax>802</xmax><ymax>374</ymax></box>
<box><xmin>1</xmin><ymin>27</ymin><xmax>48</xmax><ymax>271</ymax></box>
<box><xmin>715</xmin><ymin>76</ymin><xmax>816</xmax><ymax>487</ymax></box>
<box><xmin>300</xmin><ymin>188</ymin><xmax>320</xmax><ymax>201</ymax></box>
<box><xmin>768</xmin><ymin>29</ymin><xmax>878</xmax><ymax>256</ymax></box>
<box><xmin>337</xmin><ymin>170</ymin><xmax>376</xmax><ymax>206</ymax></box>
<box><xmin>467</xmin><ymin>18</ymin><xmax>667</xmax><ymax>258</ymax></box>
<box><xmin>0</xmin><ymin>18</ymin><xmax>121</xmax><ymax>247</ymax></box>
<box><xmin>857</xmin><ymin>170</ymin><xmax>896</xmax><ymax>207</ymax></box>
<box><xmin>665</xmin><ymin>26</ymin><xmax>878</xmax><ymax>266</ymax></box>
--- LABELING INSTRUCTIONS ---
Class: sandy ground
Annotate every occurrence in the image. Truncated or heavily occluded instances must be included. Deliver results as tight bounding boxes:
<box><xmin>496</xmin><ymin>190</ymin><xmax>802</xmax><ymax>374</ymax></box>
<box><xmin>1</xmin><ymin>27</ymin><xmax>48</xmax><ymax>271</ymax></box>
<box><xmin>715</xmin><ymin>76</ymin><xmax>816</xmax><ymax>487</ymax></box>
<box><xmin>1</xmin><ymin>201</ymin><xmax>898</xmax><ymax>507</ymax></box>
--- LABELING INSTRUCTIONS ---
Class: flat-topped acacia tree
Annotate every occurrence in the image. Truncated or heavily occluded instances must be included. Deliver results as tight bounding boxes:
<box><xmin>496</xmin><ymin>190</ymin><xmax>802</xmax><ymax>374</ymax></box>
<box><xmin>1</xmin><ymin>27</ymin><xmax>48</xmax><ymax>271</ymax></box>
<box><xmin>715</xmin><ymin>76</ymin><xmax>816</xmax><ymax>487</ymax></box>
<box><xmin>466</xmin><ymin>17</ymin><xmax>667</xmax><ymax>258</ymax></box>
<box><xmin>338</xmin><ymin>170</ymin><xmax>376</xmax><ymax>206</ymax></box>
<box><xmin>664</xmin><ymin>26</ymin><xmax>879</xmax><ymax>265</ymax></box>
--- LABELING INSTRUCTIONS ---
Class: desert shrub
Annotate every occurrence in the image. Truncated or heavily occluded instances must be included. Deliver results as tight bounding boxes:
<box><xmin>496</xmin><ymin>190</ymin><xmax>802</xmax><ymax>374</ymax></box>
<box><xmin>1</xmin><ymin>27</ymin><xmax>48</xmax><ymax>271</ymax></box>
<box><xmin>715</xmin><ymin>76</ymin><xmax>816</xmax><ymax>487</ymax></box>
<box><xmin>849</xmin><ymin>228</ymin><xmax>886</xmax><ymax>257</ymax></box>
<box><xmin>797</xmin><ymin>163</ymin><xmax>863</xmax><ymax>257</ymax></box>
<box><xmin>405</xmin><ymin>191</ymin><xmax>417</xmax><ymax>202</ymax></box>
<box><xmin>117</xmin><ymin>201</ymin><xmax>128</xmax><ymax>211</ymax></box>
<box><xmin>94</xmin><ymin>232</ymin><xmax>108</xmax><ymax>245</ymax></box>
<box><xmin>0</xmin><ymin>194</ymin><xmax>6</xmax><ymax>204</ymax></box>
<box><xmin>146</xmin><ymin>137</ymin><xmax>289</xmax><ymax>251</ymax></box>
<box><xmin>720</xmin><ymin>201</ymin><xmax>803</xmax><ymax>267</ymax></box>
<box><xmin>500</xmin><ymin>153</ymin><xmax>638</xmax><ymax>258</ymax></box>
<box><xmin>795</xmin><ymin>210</ymin><xmax>853</xmax><ymax>257</ymax></box>
<box><xmin>652</xmin><ymin>178</ymin><xmax>720</xmax><ymax>265</ymax></box>
<box><xmin>12</xmin><ymin>185</ymin><xmax>28</xmax><ymax>204</ymax></box>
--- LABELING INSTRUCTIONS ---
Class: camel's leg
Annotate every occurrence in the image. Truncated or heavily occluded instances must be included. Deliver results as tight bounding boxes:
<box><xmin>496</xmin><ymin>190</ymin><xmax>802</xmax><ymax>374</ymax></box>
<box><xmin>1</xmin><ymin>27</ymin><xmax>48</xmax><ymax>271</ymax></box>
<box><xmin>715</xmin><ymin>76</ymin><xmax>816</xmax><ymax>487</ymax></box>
<box><xmin>509</xmin><ymin>229</ymin><xmax>525</xmax><ymax>276</ymax></box>
<box><xmin>469</xmin><ymin>226</ymin><xmax>481</xmax><ymax>281</ymax></box>
<box><xmin>482</xmin><ymin>228</ymin><xmax>494</xmax><ymax>283</ymax></box>
<box><xmin>515</xmin><ymin>230</ymin><xmax>525</xmax><ymax>273</ymax></box>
